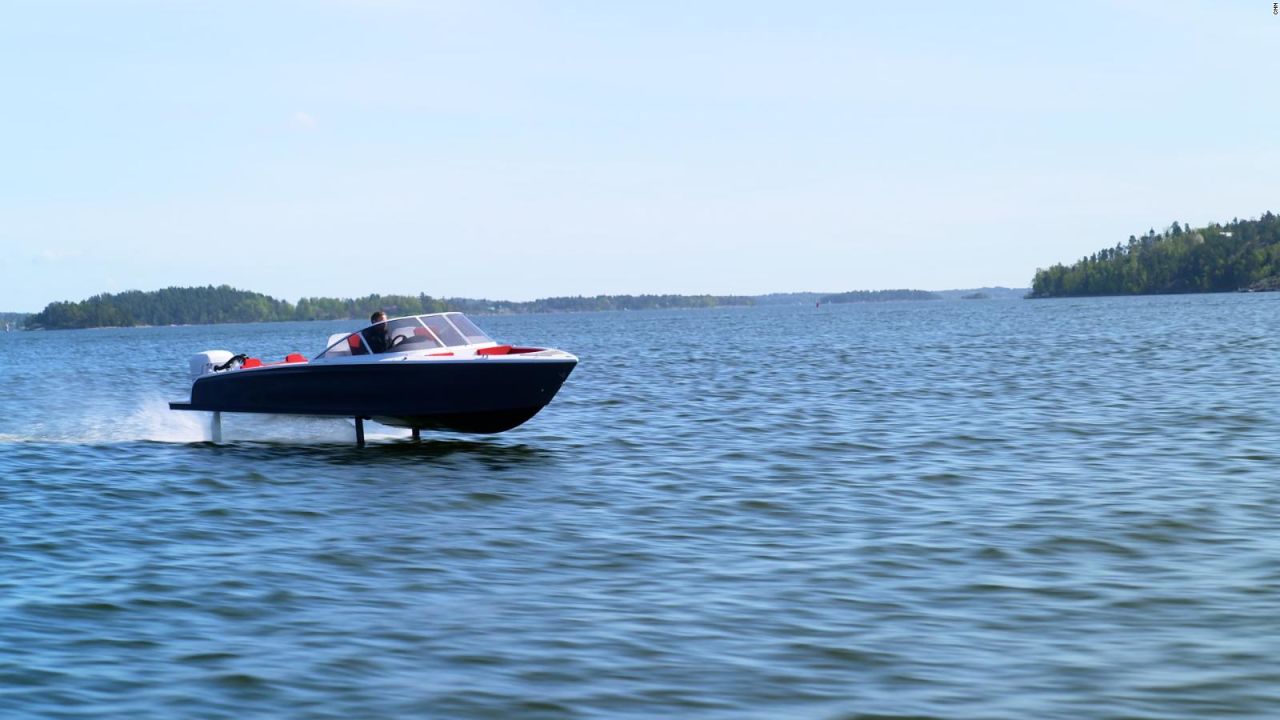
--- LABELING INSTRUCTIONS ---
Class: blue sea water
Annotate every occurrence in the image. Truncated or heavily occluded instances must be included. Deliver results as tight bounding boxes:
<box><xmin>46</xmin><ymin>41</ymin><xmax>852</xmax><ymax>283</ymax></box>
<box><xmin>1</xmin><ymin>294</ymin><xmax>1279</xmax><ymax>719</ymax></box>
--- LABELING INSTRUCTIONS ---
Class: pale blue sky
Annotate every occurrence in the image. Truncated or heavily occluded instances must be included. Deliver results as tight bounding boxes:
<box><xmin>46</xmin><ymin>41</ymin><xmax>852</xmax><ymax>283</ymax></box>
<box><xmin>2</xmin><ymin>1</ymin><xmax>1277</xmax><ymax>310</ymax></box>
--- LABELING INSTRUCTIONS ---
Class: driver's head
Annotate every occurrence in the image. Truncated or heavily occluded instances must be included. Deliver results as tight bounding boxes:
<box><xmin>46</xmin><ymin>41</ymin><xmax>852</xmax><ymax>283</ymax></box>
<box><xmin>370</xmin><ymin>310</ymin><xmax>387</xmax><ymax>325</ymax></box>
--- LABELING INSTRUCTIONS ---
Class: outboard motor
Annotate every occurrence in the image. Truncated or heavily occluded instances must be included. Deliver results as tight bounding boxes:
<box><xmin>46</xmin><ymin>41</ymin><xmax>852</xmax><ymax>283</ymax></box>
<box><xmin>188</xmin><ymin>350</ymin><xmax>236</xmax><ymax>380</ymax></box>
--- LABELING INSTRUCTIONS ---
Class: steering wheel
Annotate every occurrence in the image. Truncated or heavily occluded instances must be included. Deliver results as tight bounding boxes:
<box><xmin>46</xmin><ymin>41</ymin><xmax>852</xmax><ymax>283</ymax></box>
<box><xmin>389</xmin><ymin>334</ymin><xmax>409</xmax><ymax>350</ymax></box>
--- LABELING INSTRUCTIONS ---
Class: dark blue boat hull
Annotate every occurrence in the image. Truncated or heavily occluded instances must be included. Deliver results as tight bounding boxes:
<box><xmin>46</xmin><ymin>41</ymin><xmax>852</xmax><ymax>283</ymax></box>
<box><xmin>169</xmin><ymin>359</ymin><xmax>576</xmax><ymax>433</ymax></box>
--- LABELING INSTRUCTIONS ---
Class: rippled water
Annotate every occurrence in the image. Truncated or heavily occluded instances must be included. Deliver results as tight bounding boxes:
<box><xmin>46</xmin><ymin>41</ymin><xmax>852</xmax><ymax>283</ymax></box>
<box><xmin>2</xmin><ymin>295</ymin><xmax>1279</xmax><ymax>719</ymax></box>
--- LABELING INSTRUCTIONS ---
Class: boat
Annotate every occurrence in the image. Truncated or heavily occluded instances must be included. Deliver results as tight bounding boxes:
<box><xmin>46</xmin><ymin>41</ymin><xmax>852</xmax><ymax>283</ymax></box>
<box><xmin>169</xmin><ymin>312</ymin><xmax>577</xmax><ymax>444</ymax></box>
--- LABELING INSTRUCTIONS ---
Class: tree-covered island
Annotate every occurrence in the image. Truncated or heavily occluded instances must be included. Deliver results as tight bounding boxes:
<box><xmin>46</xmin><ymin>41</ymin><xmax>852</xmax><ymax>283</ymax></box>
<box><xmin>1030</xmin><ymin>213</ymin><xmax>1280</xmax><ymax>297</ymax></box>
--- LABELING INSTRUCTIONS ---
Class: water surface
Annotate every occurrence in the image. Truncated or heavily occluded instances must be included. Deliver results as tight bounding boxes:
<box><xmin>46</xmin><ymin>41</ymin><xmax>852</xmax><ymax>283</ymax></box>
<box><xmin>2</xmin><ymin>295</ymin><xmax>1279</xmax><ymax>718</ymax></box>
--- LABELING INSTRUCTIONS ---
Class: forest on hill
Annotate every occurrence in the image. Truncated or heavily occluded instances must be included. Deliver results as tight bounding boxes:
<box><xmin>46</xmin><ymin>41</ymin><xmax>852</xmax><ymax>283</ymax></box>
<box><xmin>24</xmin><ymin>286</ymin><xmax>756</xmax><ymax>330</ymax></box>
<box><xmin>1030</xmin><ymin>213</ymin><xmax>1280</xmax><ymax>297</ymax></box>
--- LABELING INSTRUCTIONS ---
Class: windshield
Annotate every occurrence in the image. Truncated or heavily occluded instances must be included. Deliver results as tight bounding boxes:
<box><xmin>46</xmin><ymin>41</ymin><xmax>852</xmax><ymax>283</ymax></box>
<box><xmin>446</xmin><ymin>313</ymin><xmax>493</xmax><ymax>344</ymax></box>
<box><xmin>419</xmin><ymin>315</ymin><xmax>465</xmax><ymax>347</ymax></box>
<box><xmin>316</xmin><ymin>313</ymin><xmax>495</xmax><ymax>357</ymax></box>
<box><xmin>365</xmin><ymin>317</ymin><xmax>443</xmax><ymax>353</ymax></box>
<box><xmin>317</xmin><ymin>331</ymin><xmax>368</xmax><ymax>359</ymax></box>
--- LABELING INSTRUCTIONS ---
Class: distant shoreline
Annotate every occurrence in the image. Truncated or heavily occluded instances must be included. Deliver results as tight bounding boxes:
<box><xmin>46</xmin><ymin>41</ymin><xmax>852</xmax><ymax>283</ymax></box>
<box><xmin>12</xmin><ymin>285</ymin><xmax>1030</xmax><ymax>330</ymax></box>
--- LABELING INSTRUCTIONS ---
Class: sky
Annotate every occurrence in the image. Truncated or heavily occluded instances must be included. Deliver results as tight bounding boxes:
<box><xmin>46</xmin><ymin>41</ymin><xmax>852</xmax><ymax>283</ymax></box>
<box><xmin>2</xmin><ymin>0</ymin><xmax>1278</xmax><ymax>310</ymax></box>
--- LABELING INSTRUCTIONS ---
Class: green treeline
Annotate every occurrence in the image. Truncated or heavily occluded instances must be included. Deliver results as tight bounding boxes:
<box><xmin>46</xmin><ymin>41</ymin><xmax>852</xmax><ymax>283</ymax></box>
<box><xmin>820</xmin><ymin>289</ymin><xmax>940</xmax><ymax>304</ymax></box>
<box><xmin>1030</xmin><ymin>213</ymin><xmax>1280</xmax><ymax>297</ymax></box>
<box><xmin>25</xmin><ymin>285</ymin><xmax>756</xmax><ymax>330</ymax></box>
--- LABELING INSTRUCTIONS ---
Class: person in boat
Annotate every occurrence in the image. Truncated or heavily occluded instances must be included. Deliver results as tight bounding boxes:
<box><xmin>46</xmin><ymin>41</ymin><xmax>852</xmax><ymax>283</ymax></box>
<box><xmin>365</xmin><ymin>310</ymin><xmax>392</xmax><ymax>353</ymax></box>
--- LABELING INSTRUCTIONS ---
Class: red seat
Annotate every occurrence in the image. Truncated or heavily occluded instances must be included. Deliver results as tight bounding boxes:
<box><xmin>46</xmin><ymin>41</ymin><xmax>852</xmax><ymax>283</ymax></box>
<box><xmin>284</xmin><ymin>353</ymin><xmax>307</xmax><ymax>363</ymax></box>
<box><xmin>476</xmin><ymin>345</ymin><xmax>512</xmax><ymax>355</ymax></box>
<box><xmin>241</xmin><ymin>357</ymin><xmax>263</xmax><ymax>369</ymax></box>
<box><xmin>346</xmin><ymin>333</ymin><xmax>369</xmax><ymax>356</ymax></box>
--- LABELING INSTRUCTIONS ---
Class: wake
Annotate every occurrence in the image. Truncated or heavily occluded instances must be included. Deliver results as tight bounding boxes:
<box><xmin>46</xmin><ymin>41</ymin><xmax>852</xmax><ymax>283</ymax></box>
<box><xmin>2</xmin><ymin>395</ymin><xmax>409</xmax><ymax>445</ymax></box>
